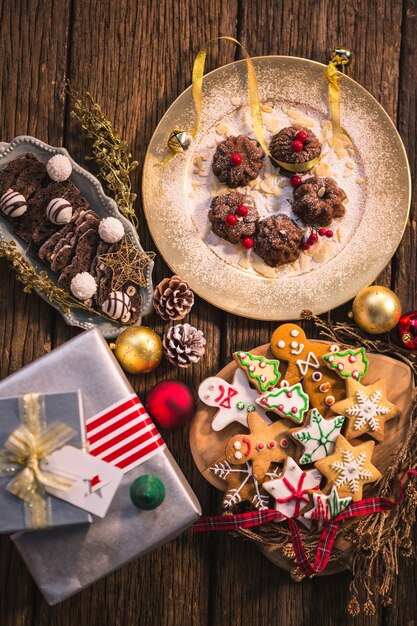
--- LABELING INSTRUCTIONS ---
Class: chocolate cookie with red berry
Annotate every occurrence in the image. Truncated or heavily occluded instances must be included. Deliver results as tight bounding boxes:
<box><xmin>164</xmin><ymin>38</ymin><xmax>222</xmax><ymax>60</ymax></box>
<box><xmin>253</xmin><ymin>215</ymin><xmax>303</xmax><ymax>267</ymax></box>
<box><xmin>212</xmin><ymin>135</ymin><xmax>265</xmax><ymax>188</ymax></box>
<box><xmin>293</xmin><ymin>176</ymin><xmax>347</xmax><ymax>227</ymax></box>
<box><xmin>269</xmin><ymin>126</ymin><xmax>321</xmax><ymax>175</ymax></box>
<box><xmin>209</xmin><ymin>191</ymin><xmax>258</xmax><ymax>246</ymax></box>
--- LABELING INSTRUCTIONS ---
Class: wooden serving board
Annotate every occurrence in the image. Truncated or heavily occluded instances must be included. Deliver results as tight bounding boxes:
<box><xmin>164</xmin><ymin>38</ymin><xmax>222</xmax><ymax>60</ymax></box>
<box><xmin>190</xmin><ymin>341</ymin><xmax>415</xmax><ymax>574</ymax></box>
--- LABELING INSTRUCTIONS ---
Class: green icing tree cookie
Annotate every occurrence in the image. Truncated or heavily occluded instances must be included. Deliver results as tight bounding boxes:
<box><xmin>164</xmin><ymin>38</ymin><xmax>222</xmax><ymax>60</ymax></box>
<box><xmin>323</xmin><ymin>347</ymin><xmax>368</xmax><ymax>381</ymax></box>
<box><xmin>233</xmin><ymin>351</ymin><xmax>281</xmax><ymax>393</ymax></box>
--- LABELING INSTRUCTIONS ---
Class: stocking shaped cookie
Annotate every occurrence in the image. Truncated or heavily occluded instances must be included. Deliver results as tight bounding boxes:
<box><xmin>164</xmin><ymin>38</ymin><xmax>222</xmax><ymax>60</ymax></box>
<box><xmin>225</xmin><ymin>412</ymin><xmax>292</xmax><ymax>481</ymax></box>
<box><xmin>270</xmin><ymin>323</ymin><xmax>347</xmax><ymax>416</ymax></box>
<box><xmin>198</xmin><ymin>368</ymin><xmax>270</xmax><ymax>431</ymax></box>
<box><xmin>315</xmin><ymin>435</ymin><xmax>381</xmax><ymax>501</ymax></box>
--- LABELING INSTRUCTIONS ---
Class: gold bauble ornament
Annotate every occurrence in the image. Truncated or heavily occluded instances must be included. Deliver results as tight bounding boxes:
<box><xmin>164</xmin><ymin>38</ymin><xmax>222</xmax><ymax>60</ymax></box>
<box><xmin>167</xmin><ymin>129</ymin><xmax>192</xmax><ymax>154</ymax></box>
<box><xmin>110</xmin><ymin>327</ymin><xmax>163</xmax><ymax>374</ymax></box>
<box><xmin>352</xmin><ymin>286</ymin><xmax>402</xmax><ymax>334</ymax></box>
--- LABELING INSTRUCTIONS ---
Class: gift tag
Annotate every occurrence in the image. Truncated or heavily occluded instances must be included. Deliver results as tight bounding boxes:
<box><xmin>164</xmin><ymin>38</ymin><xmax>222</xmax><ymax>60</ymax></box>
<box><xmin>40</xmin><ymin>446</ymin><xmax>123</xmax><ymax>517</ymax></box>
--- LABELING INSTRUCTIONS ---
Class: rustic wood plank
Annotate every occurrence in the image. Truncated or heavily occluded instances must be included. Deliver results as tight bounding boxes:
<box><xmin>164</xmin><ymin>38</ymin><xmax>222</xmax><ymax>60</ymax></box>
<box><xmin>0</xmin><ymin>1</ymin><xmax>71</xmax><ymax>625</ymax></box>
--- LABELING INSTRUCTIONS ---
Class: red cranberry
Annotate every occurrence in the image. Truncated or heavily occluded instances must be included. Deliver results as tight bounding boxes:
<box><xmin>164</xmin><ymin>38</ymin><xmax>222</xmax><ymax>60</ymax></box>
<box><xmin>225</xmin><ymin>214</ymin><xmax>237</xmax><ymax>227</ymax></box>
<box><xmin>325</xmin><ymin>229</ymin><xmax>334</xmax><ymax>238</ymax></box>
<box><xmin>229</xmin><ymin>153</ymin><xmax>242</xmax><ymax>166</ymax></box>
<box><xmin>302</xmin><ymin>242</ymin><xmax>311</xmax><ymax>250</ymax></box>
<box><xmin>294</xmin><ymin>130</ymin><xmax>308</xmax><ymax>143</ymax></box>
<box><xmin>309</xmin><ymin>232</ymin><xmax>318</xmax><ymax>243</ymax></box>
<box><xmin>318</xmin><ymin>228</ymin><xmax>327</xmax><ymax>237</ymax></box>
<box><xmin>290</xmin><ymin>175</ymin><xmax>302</xmax><ymax>188</ymax></box>
<box><xmin>241</xmin><ymin>237</ymin><xmax>254</xmax><ymax>249</ymax></box>
<box><xmin>236</xmin><ymin>205</ymin><xmax>248</xmax><ymax>217</ymax></box>
<box><xmin>291</xmin><ymin>140</ymin><xmax>304</xmax><ymax>153</ymax></box>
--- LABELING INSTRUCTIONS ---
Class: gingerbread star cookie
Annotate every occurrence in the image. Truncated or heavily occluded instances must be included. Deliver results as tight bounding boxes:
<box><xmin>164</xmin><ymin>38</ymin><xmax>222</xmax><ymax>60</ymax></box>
<box><xmin>210</xmin><ymin>460</ymin><xmax>281</xmax><ymax>511</ymax></box>
<box><xmin>233</xmin><ymin>351</ymin><xmax>281</xmax><ymax>393</ymax></box>
<box><xmin>225</xmin><ymin>412</ymin><xmax>292</xmax><ymax>481</ymax></box>
<box><xmin>290</xmin><ymin>408</ymin><xmax>345</xmax><ymax>464</ymax></box>
<box><xmin>262</xmin><ymin>456</ymin><xmax>322</xmax><ymax>526</ymax></box>
<box><xmin>331</xmin><ymin>378</ymin><xmax>399</xmax><ymax>442</ymax></box>
<box><xmin>315</xmin><ymin>435</ymin><xmax>381</xmax><ymax>501</ymax></box>
<box><xmin>256</xmin><ymin>382</ymin><xmax>309</xmax><ymax>424</ymax></box>
<box><xmin>198</xmin><ymin>367</ymin><xmax>271</xmax><ymax>431</ymax></box>
<box><xmin>323</xmin><ymin>347</ymin><xmax>369</xmax><ymax>381</ymax></box>
<box><xmin>270</xmin><ymin>323</ymin><xmax>346</xmax><ymax>416</ymax></box>
<box><xmin>301</xmin><ymin>485</ymin><xmax>352</xmax><ymax>530</ymax></box>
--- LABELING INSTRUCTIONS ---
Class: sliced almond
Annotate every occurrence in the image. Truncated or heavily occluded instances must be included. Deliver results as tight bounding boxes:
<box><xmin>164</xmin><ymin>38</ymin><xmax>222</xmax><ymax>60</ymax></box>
<box><xmin>215</xmin><ymin>124</ymin><xmax>229</xmax><ymax>135</ymax></box>
<box><xmin>239</xmin><ymin>253</ymin><xmax>251</xmax><ymax>269</ymax></box>
<box><xmin>231</xmin><ymin>96</ymin><xmax>241</xmax><ymax>106</ymax></box>
<box><xmin>343</xmin><ymin>168</ymin><xmax>353</xmax><ymax>178</ymax></box>
<box><xmin>337</xmin><ymin>227</ymin><xmax>346</xmax><ymax>242</ymax></box>
<box><xmin>346</xmin><ymin>158</ymin><xmax>356</xmax><ymax>170</ymax></box>
<box><xmin>356</xmin><ymin>177</ymin><xmax>365</xmax><ymax>185</ymax></box>
<box><xmin>267</xmin><ymin>118</ymin><xmax>280</xmax><ymax>134</ymax></box>
<box><xmin>261</xmin><ymin>104</ymin><xmax>273</xmax><ymax>113</ymax></box>
<box><xmin>300</xmin><ymin>254</ymin><xmax>312</xmax><ymax>271</ymax></box>
<box><xmin>317</xmin><ymin>186</ymin><xmax>326</xmax><ymax>198</ymax></box>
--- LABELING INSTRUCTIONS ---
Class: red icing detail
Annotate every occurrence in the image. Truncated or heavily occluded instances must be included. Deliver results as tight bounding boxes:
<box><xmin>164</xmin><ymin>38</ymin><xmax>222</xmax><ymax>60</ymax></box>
<box><xmin>286</xmin><ymin>391</ymin><xmax>293</xmax><ymax>398</ymax></box>
<box><xmin>291</xmin><ymin>407</ymin><xmax>298</xmax><ymax>414</ymax></box>
<box><xmin>214</xmin><ymin>385</ymin><xmax>239</xmax><ymax>409</ymax></box>
<box><xmin>268</xmin><ymin>440</ymin><xmax>277</xmax><ymax>449</ymax></box>
<box><xmin>241</xmin><ymin>237</ymin><xmax>254</xmax><ymax>249</ymax></box>
<box><xmin>242</xmin><ymin>437</ymin><xmax>251</xmax><ymax>456</ymax></box>
<box><xmin>236</xmin><ymin>204</ymin><xmax>248</xmax><ymax>217</ymax></box>
<box><xmin>256</xmin><ymin>442</ymin><xmax>265</xmax><ymax>451</ymax></box>
<box><xmin>259</xmin><ymin>361</ymin><xmax>266</xmax><ymax>368</ymax></box>
<box><xmin>348</xmin><ymin>355</ymin><xmax>356</xmax><ymax>363</ymax></box>
<box><xmin>291</xmin><ymin>139</ymin><xmax>303</xmax><ymax>152</ymax></box>
<box><xmin>280</xmin><ymin>438</ymin><xmax>288</xmax><ymax>448</ymax></box>
<box><xmin>352</xmin><ymin>370</ymin><xmax>359</xmax><ymax>379</ymax></box>
<box><xmin>295</xmin><ymin>130</ymin><xmax>308</xmax><ymax>143</ymax></box>
<box><xmin>225</xmin><ymin>213</ymin><xmax>237</xmax><ymax>227</ymax></box>
<box><xmin>261</xmin><ymin>397</ymin><xmax>269</xmax><ymax>405</ymax></box>
<box><xmin>278</xmin><ymin>404</ymin><xmax>284</xmax><ymax>411</ymax></box>
<box><xmin>337</xmin><ymin>363</ymin><xmax>344</xmax><ymax>371</ymax></box>
<box><xmin>278</xmin><ymin>472</ymin><xmax>315</xmax><ymax>517</ymax></box>
<box><xmin>229</xmin><ymin>153</ymin><xmax>242</xmax><ymax>166</ymax></box>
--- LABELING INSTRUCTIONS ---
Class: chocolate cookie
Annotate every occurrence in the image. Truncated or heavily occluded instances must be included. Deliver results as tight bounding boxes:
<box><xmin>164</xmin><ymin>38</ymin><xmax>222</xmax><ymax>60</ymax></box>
<box><xmin>254</xmin><ymin>215</ymin><xmax>303</xmax><ymax>266</ymax></box>
<box><xmin>269</xmin><ymin>127</ymin><xmax>321</xmax><ymax>175</ymax></box>
<box><xmin>0</xmin><ymin>154</ymin><xmax>40</xmax><ymax>196</ymax></box>
<box><xmin>212</xmin><ymin>135</ymin><xmax>265</xmax><ymax>188</ymax></box>
<box><xmin>58</xmin><ymin>228</ymin><xmax>100</xmax><ymax>291</ymax></box>
<box><xmin>292</xmin><ymin>176</ymin><xmax>347</xmax><ymax>226</ymax></box>
<box><xmin>208</xmin><ymin>191</ymin><xmax>258</xmax><ymax>243</ymax></box>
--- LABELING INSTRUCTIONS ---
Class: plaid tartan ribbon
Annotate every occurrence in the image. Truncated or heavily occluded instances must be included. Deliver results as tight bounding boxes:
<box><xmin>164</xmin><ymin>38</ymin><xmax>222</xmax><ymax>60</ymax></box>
<box><xmin>193</xmin><ymin>468</ymin><xmax>417</xmax><ymax>577</ymax></box>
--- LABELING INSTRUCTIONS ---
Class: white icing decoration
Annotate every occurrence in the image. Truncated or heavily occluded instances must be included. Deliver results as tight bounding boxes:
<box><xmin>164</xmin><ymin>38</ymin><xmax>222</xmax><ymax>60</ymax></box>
<box><xmin>346</xmin><ymin>389</ymin><xmax>390</xmax><ymax>432</ymax></box>
<box><xmin>296</xmin><ymin>351</ymin><xmax>320</xmax><ymax>376</ymax></box>
<box><xmin>233</xmin><ymin>441</ymin><xmax>242</xmax><ymax>450</ymax></box>
<box><xmin>302</xmin><ymin>486</ymin><xmax>351</xmax><ymax>531</ymax></box>
<box><xmin>331</xmin><ymin>448</ymin><xmax>373</xmax><ymax>494</ymax></box>
<box><xmin>290</xmin><ymin>342</ymin><xmax>304</xmax><ymax>355</ymax></box>
<box><xmin>291</xmin><ymin>409</ymin><xmax>344</xmax><ymax>464</ymax></box>
<box><xmin>290</xmin><ymin>329</ymin><xmax>300</xmax><ymax>337</ymax></box>
<box><xmin>256</xmin><ymin>382</ymin><xmax>309</xmax><ymax>421</ymax></box>
<box><xmin>277</xmin><ymin>340</ymin><xmax>286</xmax><ymax>348</ymax></box>
<box><xmin>234</xmin><ymin>451</ymin><xmax>242</xmax><ymax>460</ymax></box>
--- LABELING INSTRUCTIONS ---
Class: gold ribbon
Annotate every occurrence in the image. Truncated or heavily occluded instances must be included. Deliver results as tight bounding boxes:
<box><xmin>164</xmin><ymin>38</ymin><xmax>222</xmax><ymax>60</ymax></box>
<box><xmin>325</xmin><ymin>61</ymin><xmax>342</xmax><ymax>139</ymax></box>
<box><xmin>0</xmin><ymin>393</ymin><xmax>76</xmax><ymax>529</ymax></box>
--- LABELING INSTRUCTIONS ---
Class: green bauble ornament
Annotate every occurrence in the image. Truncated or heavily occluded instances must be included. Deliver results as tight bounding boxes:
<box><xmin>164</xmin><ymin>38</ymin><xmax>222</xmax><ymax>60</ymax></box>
<box><xmin>130</xmin><ymin>475</ymin><xmax>165</xmax><ymax>510</ymax></box>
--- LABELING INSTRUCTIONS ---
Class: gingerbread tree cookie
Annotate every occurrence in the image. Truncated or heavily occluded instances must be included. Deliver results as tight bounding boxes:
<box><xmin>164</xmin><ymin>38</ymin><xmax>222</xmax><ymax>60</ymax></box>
<box><xmin>270</xmin><ymin>323</ymin><xmax>346</xmax><ymax>416</ymax></box>
<box><xmin>315</xmin><ymin>435</ymin><xmax>381</xmax><ymax>501</ymax></box>
<box><xmin>233</xmin><ymin>351</ymin><xmax>281</xmax><ymax>393</ymax></box>
<box><xmin>331</xmin><ymin>378</ymin><xmax>399</xmax><ymax>442</ymax></box>
<box><xmin>262</xmin><ymin>456</ymin><xmax>322</xmax><ymax>525</ymax></box>
<box><xmin>256</xmin><ymin>382</ymin><xmax>309</xmax><ymax>424</ymax></box>
<box><xmin>301</xmin><ymin>485</ymin><xmax>352</xmax><ymax>530</ymax></box>
<box><xmin>210</xmin><ymin>460</ymin><xmax>280</xmax><ymax>511</ymax></box>
<box><xmin>290</xmin><ymin>409</ymin><xmax>345</xmax><ymax>464</ymax></box>
<box><xmin>323</xmin><ymin>347</ymin><xmax>369</xmax><ymax>381</ymax></box>
<box><xmin>225</xmin><ymin>412</ymin><xmax>292</xmax><ymax>481</ymax></box>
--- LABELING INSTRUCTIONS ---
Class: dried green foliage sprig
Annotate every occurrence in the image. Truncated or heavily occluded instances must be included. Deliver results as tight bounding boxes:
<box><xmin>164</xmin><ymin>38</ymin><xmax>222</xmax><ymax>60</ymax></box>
<box><xmin>0</xmin><ymin>240</ymin><xmax>104</xmax><ymax>317</ymax></box>
<box><xmin>67</xmin><ymin>85</ymin><xmax>139</xmax><ymax>229</ymax></box>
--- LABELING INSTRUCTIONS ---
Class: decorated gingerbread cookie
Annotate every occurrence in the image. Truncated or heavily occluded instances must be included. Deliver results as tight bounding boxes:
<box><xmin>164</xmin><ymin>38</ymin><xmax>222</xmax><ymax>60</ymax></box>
<box><xmin>315</xmin><ymin>435</ymin><xmax>381</xmax><ymax>501</ymax></box>
<box><xmin>198</xmin><ymin>367</ymin><xmax>271</xmax><ymax>431</ymax></box>
<box><xmin>270</xmin><ymin>323</ymin><xmax>347</xmax><ymax>416</ymax></box>
<box><xmin>210</xmin><ymin>460</ymin><xmax>281</xmax><ymax>511</ymax></box>
<box><xmin>262</xmin><ymin>456</ymin><xmax>322</xmax><ymax>526</ymax></box>
<box><xmin>301</xmin><ymin>485</ymin><xmax>352</xmax><ymax>530</ymax></box>
<box><xmin>331</xmin><ymin>378</ymin><xmax>399</xmax><ymax>442</ymax></box>
<box><xmin>233</xmin><ymin>351</ymin><xmax>281</xmax><ymax>393</ymax></box>
<box><xmin>225</xmin><ymin>412</ymin><xmax>292</xmax><ymax>481</ymax></box>
<box><xmin>323</xmin><ymin>347</ymin><xmax>369</xmax><ymax>381</ymax></box>
<box><xmin>290</xmin><ymin>409</ymin><xmax>345</xmax><ymax>465</ymax></box>
<box><xmin>256</xmin><ymin>382</ymin><xmax>309</xmax><ymax>424</ymax></box>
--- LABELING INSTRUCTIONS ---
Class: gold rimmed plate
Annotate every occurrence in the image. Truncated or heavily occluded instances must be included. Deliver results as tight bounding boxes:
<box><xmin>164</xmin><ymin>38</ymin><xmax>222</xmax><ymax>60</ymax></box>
<box><xmin>142</xmin><ymin>56</ymin><xmax>410</xmax><ymax>320</ymax></box>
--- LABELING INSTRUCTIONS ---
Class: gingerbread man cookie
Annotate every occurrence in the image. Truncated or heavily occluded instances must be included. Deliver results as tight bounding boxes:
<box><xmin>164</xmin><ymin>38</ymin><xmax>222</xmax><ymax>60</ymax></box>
<box><xmin>225</xmin><ymin>412</ymin><xmax>292</xmax><ymax>481</ymax></box>
<box><xmin>233</xmin><ymin>351</ymin><xmax>281</xmax><ymax>393</ymax></box>
<box><xmin>198</xmin><ymin>368</ymin><xmax>271</xmax><ymax>431</ymax></box>
<box><xmin>256</xmin><ymin>382</ymin><xmax>309</xmax><ymax>424</ymax></box>
<box><xmin>331</xmin><ymin>378</ymin><xmax>399</xmax><ymax>442</ymax></box>
<box><xmin>315</xmin><ymin>435</ymin><xmax>381</xmax><ymax>501</ymax></box>
<box><xmin>270</xmin><ymin>323</ymin><xmax>347</xmax><ymax>416</ymax></box>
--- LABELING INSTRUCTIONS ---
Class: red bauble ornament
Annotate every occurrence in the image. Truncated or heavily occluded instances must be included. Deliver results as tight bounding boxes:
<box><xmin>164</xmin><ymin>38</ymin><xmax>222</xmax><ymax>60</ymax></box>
<box><xmin>291</xmin><ymin>139</ymin><xmax>304</xmax><ymax>152</ymax></box>
<box><xmin>290</xmin><ymin>175</ymin><xmax>302</xmax><ymax>188</ymax></box>
<box><xmin>294</xmin><ymin>130</ymin><xmax>308</xmax><ymax>143</ymax></box>
<box><xmin>146</xmin><ymin>380</ymin><xmax>195</xmax><ymax>429</ymax></box>
<box><xmin>398</xmin><ymin>312</ymin><xmax>417</xmax><ymax>349</ymax></box>
<box><xmin>241</xmin><ymin>237</ymin><xmax>254</xmax><ymax>249</ymax></box>
<box><xmin>236</xmin><ymin>204</ymin><xmax>248</xmax><ymax>217</ymax></box>
<box><xmin>225</xmin><ymin>213</ymin><xmax>237</xmax><ymax>227</ymax></box>
<box><xmin>229</xmin><ymin>153</ymin><xmax>242</xmax><ymax>166</ymax></box>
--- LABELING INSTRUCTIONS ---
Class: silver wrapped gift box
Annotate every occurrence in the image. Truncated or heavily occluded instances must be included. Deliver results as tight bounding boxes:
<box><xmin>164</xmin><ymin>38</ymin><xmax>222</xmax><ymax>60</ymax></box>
<box><xmin>0</xmin><ymin>329</ymin><xmax>201</xmax><ymax>605</ymax></box>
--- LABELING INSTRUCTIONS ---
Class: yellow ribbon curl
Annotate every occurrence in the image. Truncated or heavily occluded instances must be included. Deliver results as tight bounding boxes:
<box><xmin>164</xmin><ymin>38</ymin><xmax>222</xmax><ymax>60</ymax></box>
<box><xmin>0</xmin><ymin>393</ymin><xmax>76</xmax><ymax>529</ymax></box>
<box><xmin>325</xmin><ymin>61</ymin><xmax>342</xmax><ymax>139</ymax></box>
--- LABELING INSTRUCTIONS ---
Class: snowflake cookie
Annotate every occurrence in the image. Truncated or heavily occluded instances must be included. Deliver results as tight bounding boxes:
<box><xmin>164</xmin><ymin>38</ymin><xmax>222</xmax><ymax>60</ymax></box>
<box><xmin>302</xmin><ymin>485</ymin><xmax>352</xmax><ymax>530</ymax></box>
<box><xmin>331</xmin><ymin>378</ymin><xmax>399</xmax><ymax>442</ymax></box>
<box><xmin>256</xmin><ymin>382</ymin><xmax>309</xmax><ymax>424</ymax></box>
<box><xmin>210</xmin><ymin>460</ymin><xmax>281</xmax><ymax>511</ymax></box>
<box><xmin>233</xmin><ymin>351</ymin><xmax>281</xmax><ymax>393</ymax></box>
<box><xmin>225</xmin><ymin>412</ymin><xmax>293</xmax><ymax>481</ymax></box>
<box><xmin>315</xmin><ymin>435</ymin><xmax>381</xmax><ymax>501</ymax></box>
<box><xmin>262</xmin><ymin>456</ymin><xmax>322</xmax><ymax>526</ymax></box>
<box><xmin>198</xmin><ymin>368</ymin><xmax>271</xmax><ymax>431</ymax></box>
<box><xmin>290</xmin><ymin>408</ymin><xmax>345</xmax><ymax>464</ymax></box>
<box><xmin>323</xmin><ymin>347</ymin><xmax>369</xmax><ymax>381</ymax></box>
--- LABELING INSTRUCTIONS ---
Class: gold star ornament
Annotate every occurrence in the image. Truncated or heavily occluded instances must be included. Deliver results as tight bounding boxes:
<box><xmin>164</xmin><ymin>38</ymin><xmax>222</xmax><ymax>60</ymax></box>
<box><xmin>99</xmin><ymin>237</ymin><xmax>155</xmax><ymax>291</ymax></box>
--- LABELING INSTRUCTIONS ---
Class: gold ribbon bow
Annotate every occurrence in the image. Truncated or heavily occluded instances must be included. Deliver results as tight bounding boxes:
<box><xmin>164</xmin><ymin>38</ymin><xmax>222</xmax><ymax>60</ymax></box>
<box><xmin>0</xmin><ymin>393</ymin><xmax>76</xmax><ymax>529</ymax></box>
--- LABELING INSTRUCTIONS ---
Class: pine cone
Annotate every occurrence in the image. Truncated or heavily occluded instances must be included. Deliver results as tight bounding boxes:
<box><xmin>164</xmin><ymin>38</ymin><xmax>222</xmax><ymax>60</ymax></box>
<box><xmin>163</xmin><ymin>323</ymin><xmax>206</xmax><ymax>368</ymax></box>
<box><xmin>153</xmin><ymin>275</ymin><xmax>194</xmax><ymax>321</ymax></box>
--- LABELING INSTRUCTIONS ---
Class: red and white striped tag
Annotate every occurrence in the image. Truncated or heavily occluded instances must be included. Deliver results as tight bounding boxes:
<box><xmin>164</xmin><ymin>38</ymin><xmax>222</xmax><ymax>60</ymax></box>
<box><xmin>86</xmin><ymin>394</ymin><xmax>165</xmax><ymax>474</ymax></box>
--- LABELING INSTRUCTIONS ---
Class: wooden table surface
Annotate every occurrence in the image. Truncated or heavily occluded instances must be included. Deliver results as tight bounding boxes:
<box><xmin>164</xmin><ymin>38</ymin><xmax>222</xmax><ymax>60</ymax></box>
<box><xmin>1</xmin><ymin>1</ymin><xmax>416</xmax><ymax>625</ymax></box>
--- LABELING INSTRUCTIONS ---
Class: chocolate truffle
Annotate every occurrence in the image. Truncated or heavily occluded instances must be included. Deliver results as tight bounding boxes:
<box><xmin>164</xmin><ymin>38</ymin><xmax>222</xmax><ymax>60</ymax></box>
<box><xmin>292</xmin><ymin>176</ymin><xmax>347</xmax><ymax>226</ymax></box>
<box><xmin>254</xmin><ymin>215</ymin><xmax>303</xmax><ymax>266</ymax></box>
<box><xmin>212</xmin><ymin>135</ymin><xmax>265</xmax><ymax>188</ymax></box>
<box><xmin>269</xmin><ymin>126</ymin><xmax>321</xmax><ymax>175</ymax></box>
<box><xmin>208</xmin><ymin>191</ymin><xmax>258</xmax><ymax>244</ymax></box>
